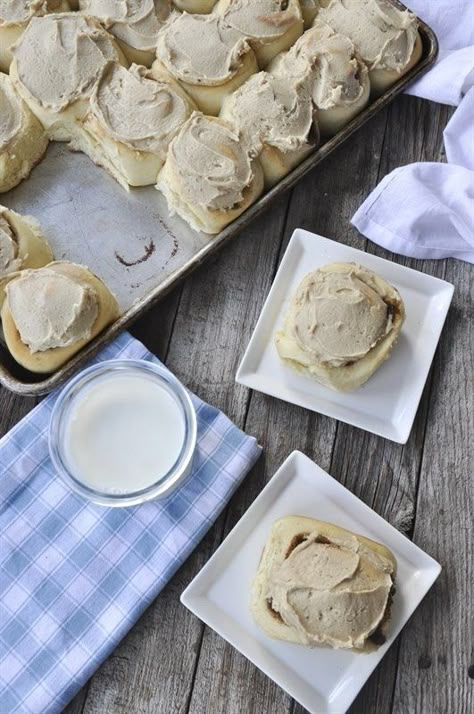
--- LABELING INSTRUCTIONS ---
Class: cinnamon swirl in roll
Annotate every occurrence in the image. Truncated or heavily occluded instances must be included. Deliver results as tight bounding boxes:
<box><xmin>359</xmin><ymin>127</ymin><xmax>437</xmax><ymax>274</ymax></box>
<box><xmin>275</xmin><ymin>262</ymin><xmax>405</xmax><ymax>391</ymax></box>
<box><xmin>317</xmin><ymin>0</ymin><xmax>422</xmax><ymax>94</ymax></box>
<box><xmin>79</xmin><ymin>0</ymin><xmax>171</xmax><ymax>67</ymax></box>
<box><xmin>0</xmin><ymin>205</ymin><xmax>53</xmax><ymax>278</ymax></box>
<box><xmin>215</xmin><ymin>0</ymin><xmax>304</xmax><ymax>67</ymax></box>
<box><xmin>0</xmin><ymin>0</ymin><xmax>71</xmax><ymax>72</ymax></box>
<box><xmin>9</xmin><ymin>13</ymin><xmax>128</xmax><ymax>142</ymax></box>
<box><xmin>0</xmin><ymin>261</ymin><xmax>119</xmax><ymax>373</ymax></box>
<box><xmin>269</xmin><ymin>21</ymin><xmax>370</xmax><ymax>136</ymax></box>
<box><xmin>153</xmin><ymin>12</ymin><xmax>257</xmax><ymax>116</ymax></box>
<box><xmin>220</xmin><ymin>71</ymin><xmax>317</xmax><ymax>187</ymax></box>
<box><xmin>156</xmin><ymin>112</ymin><xmax>264</xmax><ymax>234</ymax></box>
<box><xmin>72</xmin><ymin>63</ymin><xmax>196</xmax><ymax>189</ymax></box>
<box><xmin>0</xmin><ymin>73</ymin><xmax>48</xmax><ymax>193</ymax></box>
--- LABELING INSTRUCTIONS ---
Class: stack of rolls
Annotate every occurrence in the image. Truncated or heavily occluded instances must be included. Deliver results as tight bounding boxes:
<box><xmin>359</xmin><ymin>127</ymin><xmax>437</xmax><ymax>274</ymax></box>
<box><xmin>0</xmin><ymin>0</ymin><xmax>422</xmax><ymax>374</ymax></box>
<box><xmin>1</xmin><ymin>0</ymin><xmax>423</xmax><ymax>236</ymax></box>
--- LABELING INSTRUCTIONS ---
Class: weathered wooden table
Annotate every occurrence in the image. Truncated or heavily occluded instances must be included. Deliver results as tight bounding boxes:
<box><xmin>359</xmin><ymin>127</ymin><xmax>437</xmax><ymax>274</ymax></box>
<box><xmin>2</xmin><ymin>94</ymin><xmax>472</xmax><ymax>714</ymax></box>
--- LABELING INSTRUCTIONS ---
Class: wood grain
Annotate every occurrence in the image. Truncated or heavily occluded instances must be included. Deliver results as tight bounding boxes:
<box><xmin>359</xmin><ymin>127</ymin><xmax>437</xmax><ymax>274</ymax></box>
<box><xmin>2</xmin><ymin>90</ymin><xmax>468</xmax><ymax>714</ymax></box>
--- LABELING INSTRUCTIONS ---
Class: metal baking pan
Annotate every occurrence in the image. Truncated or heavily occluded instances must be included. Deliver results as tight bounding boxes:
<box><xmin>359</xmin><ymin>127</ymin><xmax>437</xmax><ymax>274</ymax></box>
<box><xmin>0</xmin><ymin>7</ymin><xmax>437</xmax><ymax>396</ymax></box>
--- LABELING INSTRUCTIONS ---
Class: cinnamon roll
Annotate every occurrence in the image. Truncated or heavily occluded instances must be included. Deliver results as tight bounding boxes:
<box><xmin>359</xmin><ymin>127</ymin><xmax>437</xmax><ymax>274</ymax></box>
<box><xmin>0</xmin><ymin>0</ymin><xmax>71</xmax><ymax>72</ymax></box>
<box><xmin>72</xmin><ymin>63</ymin><xmax>196</xmax><ymax>189</ymax></box>
<box><xmin>79</xmin><ymin>0</ymin><xmax>171</xmax><ymax>67</ymax></box>
<box><xmin>156</xmin><ymin>112</ymin><xmax>264</xmax><ymax>234</ymax></box>
<box><xmin>0</xmin><ymin>205</ymin><xmax>53</xmax><ymax>277</ymax></box>
<box><xmin>0</xmin><ymin>261</ymin><xmax>119</xmax><ymax>373</ymax></box>
<box><xmin>215</xmin><ymin>0</ymin><xmax>304</xmax><ymax>67</ymax></box>
<box><xmin>252</xmin><ymin>516</ymin><xmax>396</xmax><ymax>651</ymax></box>
<box><xmin>269</xmin><ymin>21</ymin><xmax>370</xmax><ymax>136</ymax></box>
<box><xmin>153</xmin><ymin>12</ymin><xmax>257</xmax><ymax>116</ymax></box>
<box><xmin>317</xmin><ymin>0</ymin><xmax>422</xmax><ymax>94</ymax></box>
<box><xmin>220</xmin><ymin>71</ymin><xmax>317</xmax><ymax>187</ymax></box>
<box><xmin>275</xmin><ymin>262</ymin><xmax>405</xmax><ymax>391</ymax></box>
<box><xmin>0</xmin><ymin>73</ymin><xmax>48</xmax><ymax>193</ymax></box>
<box><xmin>9</xmin><ymin>13</ymin><xmax>128</xmax><ymax>142</ymax></box>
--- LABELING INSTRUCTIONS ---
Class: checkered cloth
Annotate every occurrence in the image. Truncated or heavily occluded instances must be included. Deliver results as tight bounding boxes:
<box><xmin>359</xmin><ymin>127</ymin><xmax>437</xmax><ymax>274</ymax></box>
<box><xmin>0</xmin><ymin>333</ymin><xmax>261</xmax><ymax>714</ymax></box>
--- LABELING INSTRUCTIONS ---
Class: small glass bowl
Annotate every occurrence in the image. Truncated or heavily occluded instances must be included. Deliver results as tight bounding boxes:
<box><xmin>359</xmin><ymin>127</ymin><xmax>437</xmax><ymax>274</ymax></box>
<box><xmin>49</xmin><ymin>359</ymin><xmax>197</xmax><ymax>507</ymax></box>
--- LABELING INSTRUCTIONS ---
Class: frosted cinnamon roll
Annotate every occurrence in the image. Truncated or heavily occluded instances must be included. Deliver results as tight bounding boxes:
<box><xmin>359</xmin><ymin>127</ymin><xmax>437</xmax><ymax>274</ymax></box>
<box><xmin>220</xmin><ymin>71</ymin><xmax>317</xmax><ymax>187</ymax></box>
<box><xmin>0</xmin><ymin>205</ymin><xmax>53</xmax><ymax>277</ymax></box>
<box><xmin>275</xmin><ymin>262</ymin><xmax>405</xmax><ymax>391</ymax></box>
<box><xmin>72</xmin><ymin>63</ymin><xmax>196</xmax><ymax>189</ymax></box>
<box><xmin>0</xmin><ymin>0</ymin><xmax>71</xmax><ymax>72</ymax></box>
<box><xmin>156</xmin><ymin>112</ymin><xmax>264</xmax><ymax>234</ymax></box>
<box><xmin>269</xmin><ymin>21</ymin><xmax>370</xmax><ymax>136</ymax></box>
<box><xmin>252</xmin><ymin>516</ymin><xmax>396</xmax><ymax>651</ymax></box>
<box><xmin>215</xmin><ymin>0</ymin><xmax>303</xmax><ymax>67</ymax></box>
<box><xmin>0</xmin><ymin>261</ymin><xmax>119</xmax><ymax>373</ymax></box>
<box><xmin>0</xmin><ymin>73</ymin><xmax>48</xmax><ymax>193</ymax></box>
<box><xmin>172</xmin><ymin>0</ymin><xmax>217</xmax><ymax>12</ymax></box>
<box><xmin>317</xmin><ymin>0</ymin><xmax>422</xmax><ymax>94</ymax></box>
<box><xmin>79</xmin><ymin>0</ymin><xmax>171</xmax><ymax>67</ymax></box>
<box><xmin>9</xmin><ymin>13</ymin><xmax>128</xmax><ymax>142</ymax></box>
<box><xmin>153</xmin><ymin>12</ymin><xmax>257</xmax><ymax>116</ymax></box>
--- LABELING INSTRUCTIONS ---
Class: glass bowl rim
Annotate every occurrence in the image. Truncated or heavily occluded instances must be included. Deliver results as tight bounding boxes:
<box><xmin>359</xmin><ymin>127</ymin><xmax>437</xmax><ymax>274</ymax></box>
<box><xmin>48</xmin><ymin>359</ymin><xmax>197</xmax><ymax>507</ymax></box>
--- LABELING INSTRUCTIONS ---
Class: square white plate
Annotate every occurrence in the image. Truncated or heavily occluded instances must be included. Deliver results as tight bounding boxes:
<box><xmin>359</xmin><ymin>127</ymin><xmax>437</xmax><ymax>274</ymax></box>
<box><xmin>181</xmin><ymin>451</ymin><xmax>441</xmax><ymax>714</ymax></box>
<box><xmin>236</xmin><ymin>229</ymin><xmax>454</xmax><ymax>443</ymax></box>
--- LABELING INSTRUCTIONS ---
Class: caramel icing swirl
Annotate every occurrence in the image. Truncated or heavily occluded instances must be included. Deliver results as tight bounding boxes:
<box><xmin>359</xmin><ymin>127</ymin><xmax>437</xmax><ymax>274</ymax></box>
<box><xmin>6</xmin><ymin>267</ymin><xmax>99</xmax><ymax>352</ymax></box>
<box><xmin>79</xmin><ymin>0</ymin><xmax>171</xmax><ymax>52</ymax></box>
<box><xmin>318</xmin><ymin>0</ymin><xmax>418</xmax><ymax>72</ymax></box>
<box><xmin>165</xmin><ymin>112</ymin><xmax>254</xmax><ymax>210</ymax></box>
<box><xmin>156</xmin><ymin>12</ymin><xmax>251</xmax><ymax>86</ymax></box>
<box><xmin>12</xmin><ymin>13</ymin><xmax>122</xmax><ymax>111</ymax></box>
<box><xmin>90</xmin><ymin>63</ymin><xmax>192</xmax><ymax>154</ymax></box>
<box><xmin>270</xmin><ymin>21</ymin><xmax>367</xmax><ymax>110</ymax></box>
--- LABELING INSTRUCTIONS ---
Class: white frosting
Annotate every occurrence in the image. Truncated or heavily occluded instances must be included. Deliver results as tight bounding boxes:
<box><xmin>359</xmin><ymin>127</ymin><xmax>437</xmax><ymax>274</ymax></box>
<box><xmin>0</xmin><ymin>0</ymin><xmax>45</xmax><ymax>26</ymax></box>
<box><xmin>6</xmin><ymin>267</ymin><xmax>99</xmax><ymax>352</ymax></box>
<box><xmin>271</xmin><ymin>22</ymin><xmax>367</xmax><ymax>110</ymax></box>
<box><xmin>12</xmin><ymin>13</ymin><xmax>121</xmax><ymax>111</ymax></box>
<box><xmin>0</xmin><ymin>74</ymin><xmax>23</xmax><ymax>151</ymax></box>
<box><xmin>156</xmin><ymin>12</ymin><xmax>251</xmax><ymax>85</ymax></box>
<box><xmin>222</xmin><ymin>71</ymin><xmax>313</xmax><ymax>155</ymax></box>
<box><xmin>318</xmin><ymin>0</ymin><xmax>418</xmax><ymax>72</ymax></box>
<box><xmin>218</xmin><ymin>0</ymin><xmax>302</xmax><ymax>40</ymax></box>
<box><xmin>165</xmin><ymin>112</ymin><xmax>253</xmax><ymax>210</ymax></box>
<box><xmin>90</xmin><ymin>63</ymin><xmax>192</xmax><ymax>154</ymax></box>
<box><xmin>79</xmin><ymin>0</ymin><xmax>171</xmax><ymax>51</ymax></box>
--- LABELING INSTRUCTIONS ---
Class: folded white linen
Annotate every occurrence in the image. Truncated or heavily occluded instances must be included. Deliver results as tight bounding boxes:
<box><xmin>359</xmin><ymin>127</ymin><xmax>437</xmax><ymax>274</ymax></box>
<box><xmin>352</xmin><ymin>0</ymin><xmax>474</xmax><ymax>263</ymax></box>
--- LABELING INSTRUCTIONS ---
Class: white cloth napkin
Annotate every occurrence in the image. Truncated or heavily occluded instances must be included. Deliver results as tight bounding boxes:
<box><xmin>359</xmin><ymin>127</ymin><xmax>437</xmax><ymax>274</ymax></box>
<box><xmin>352</xmin><ymin>0</ymin><xmax>474</xmax><ymax>263</ymax></box>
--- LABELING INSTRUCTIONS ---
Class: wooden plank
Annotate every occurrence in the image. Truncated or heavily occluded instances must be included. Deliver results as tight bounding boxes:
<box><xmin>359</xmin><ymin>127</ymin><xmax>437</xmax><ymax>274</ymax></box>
<box><xmin>0</xmin><ymin>389</ymin><xmax>37</xmax><ymax>438</ymax></box>
<box><xmin>390</xmin><ymin>256</ymin><xmax>473</xmax><ymax>714</ymax></box>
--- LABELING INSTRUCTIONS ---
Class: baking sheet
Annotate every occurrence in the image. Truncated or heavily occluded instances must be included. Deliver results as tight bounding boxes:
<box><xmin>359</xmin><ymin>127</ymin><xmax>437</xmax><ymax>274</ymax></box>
<box><xmin>0</xmin><ymin>14</ymin><xmax>438</xmax><ymax>395</ymax></box>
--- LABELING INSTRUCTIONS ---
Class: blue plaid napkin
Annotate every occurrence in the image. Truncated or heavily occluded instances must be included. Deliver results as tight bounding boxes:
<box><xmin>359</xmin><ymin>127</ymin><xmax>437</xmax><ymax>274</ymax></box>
<box><xmin>0</xmin><ymin>333</ymin><xmax>261</xmax><ymax>714</ymax></box>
